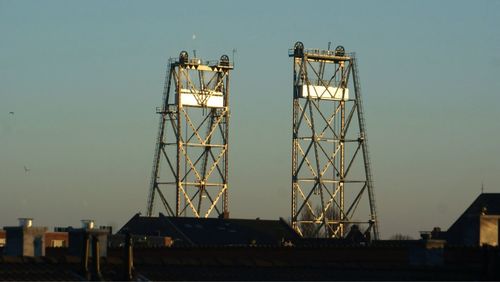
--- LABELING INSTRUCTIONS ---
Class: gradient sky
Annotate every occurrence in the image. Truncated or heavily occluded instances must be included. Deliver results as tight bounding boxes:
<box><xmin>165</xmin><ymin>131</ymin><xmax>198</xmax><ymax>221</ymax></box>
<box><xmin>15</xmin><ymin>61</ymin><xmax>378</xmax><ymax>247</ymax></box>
<box><xmin>1</xmin><ymin>0</ymin><xmax>499</xmax><ymax>238</ymax></box>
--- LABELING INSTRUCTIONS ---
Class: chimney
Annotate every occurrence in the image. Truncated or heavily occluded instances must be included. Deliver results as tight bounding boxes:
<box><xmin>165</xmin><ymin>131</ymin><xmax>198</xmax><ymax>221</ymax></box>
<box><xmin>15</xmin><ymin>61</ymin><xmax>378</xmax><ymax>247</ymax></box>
<box><xmin>3</xmin><ymin>218</ymin><xmax>47</xmax><ymax>256</ymax></box>
<box><xmin>69</xmin><ymin>220</ymin><xmax>109</xmax><ymax>258</ymax></box>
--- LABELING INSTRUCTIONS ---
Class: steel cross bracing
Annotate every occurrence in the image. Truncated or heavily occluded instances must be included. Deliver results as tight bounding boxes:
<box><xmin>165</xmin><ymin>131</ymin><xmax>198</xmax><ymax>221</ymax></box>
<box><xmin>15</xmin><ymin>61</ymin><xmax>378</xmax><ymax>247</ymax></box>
<box><xmin>146</xmin><ymin>51</ymin><xmax>233</xmax><ymax>218</ymax></box>
<box><xmin>289</xmin><ymin>42</ymin><xmax>379</xmax><ymax>239</ymax></box>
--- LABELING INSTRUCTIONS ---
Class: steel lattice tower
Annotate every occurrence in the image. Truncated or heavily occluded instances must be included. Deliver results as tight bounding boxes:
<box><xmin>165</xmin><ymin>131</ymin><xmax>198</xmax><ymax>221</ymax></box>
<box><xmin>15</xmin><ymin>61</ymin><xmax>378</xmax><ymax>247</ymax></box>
<box><xmin>290</xmin><ymin>42</ymin><xmax>379</xmax><ymax>239</ymax></box>
<box><xmin>146</xmin><ymin>51</ymin><xmax>233</xmax><ymax>218</ymax></box>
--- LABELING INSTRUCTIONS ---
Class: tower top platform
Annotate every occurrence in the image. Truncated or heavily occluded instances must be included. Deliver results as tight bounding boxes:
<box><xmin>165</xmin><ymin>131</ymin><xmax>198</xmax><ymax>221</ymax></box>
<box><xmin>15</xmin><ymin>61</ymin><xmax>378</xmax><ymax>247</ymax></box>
<box><xmin>288</xmin><ymin>41</ymin><xmax>352</xmax><ymax>62</ymax></box>
<box><xmin>172</xmin><ymin>51</ymin><xmax>233</xmax><ymax>71</ymax></box>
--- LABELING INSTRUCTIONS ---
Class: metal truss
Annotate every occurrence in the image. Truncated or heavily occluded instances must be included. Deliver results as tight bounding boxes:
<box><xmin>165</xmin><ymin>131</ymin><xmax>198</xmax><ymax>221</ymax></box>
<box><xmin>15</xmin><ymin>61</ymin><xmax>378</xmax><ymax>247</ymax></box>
<box><xmin>290</xmin><ymin>42</ymin><xmax>379</xmax><ymax>239</ymax></box>
<box><xmin>147</xmin><ymin>51</ymin><xmax>233</xmax><ymax>218</ymax></box>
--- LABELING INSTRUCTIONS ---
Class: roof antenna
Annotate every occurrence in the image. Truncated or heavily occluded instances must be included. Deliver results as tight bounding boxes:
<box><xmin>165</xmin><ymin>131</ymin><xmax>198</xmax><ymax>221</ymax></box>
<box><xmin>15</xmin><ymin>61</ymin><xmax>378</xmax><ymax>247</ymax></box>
<box><xmin>232</xmin><ymin>48</ymin><xmax>237</xmax><ymax>67</ymax></box>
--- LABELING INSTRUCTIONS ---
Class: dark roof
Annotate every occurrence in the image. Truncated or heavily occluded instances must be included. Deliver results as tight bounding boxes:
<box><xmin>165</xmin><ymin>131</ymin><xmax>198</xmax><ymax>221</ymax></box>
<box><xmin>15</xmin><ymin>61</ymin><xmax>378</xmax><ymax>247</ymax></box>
<box><xmin>0</xmin><ymin>256</ymin><xmax>81</xmax><ymax>281</ymax></box>
<box><xmin>117</xmin><ymin>213</ymin><xmax>186</xmax><ymax>238</ymax></box>
<box><xmin>461</xmin><ymin>193</ymin><xmax>500</xmax><ymax>215</ymax></box>
<box><xmin>448</xmin><ymin>193</ymin><xmax>500</xmax><ymax>230</ymax></box>
<box><xmin>446</xmin><ymin>193</ymin><xmax>500</xmax><ymax>245</ymax></box>
<box><xmin>118</xmin><ymin>213</ymin><xmax>300</xmax><ymax>247</ymax></box>
<box><xmin>1</xmin><ymin>245</ymin><xmax>493</xmax><ymax>281</ymax></box>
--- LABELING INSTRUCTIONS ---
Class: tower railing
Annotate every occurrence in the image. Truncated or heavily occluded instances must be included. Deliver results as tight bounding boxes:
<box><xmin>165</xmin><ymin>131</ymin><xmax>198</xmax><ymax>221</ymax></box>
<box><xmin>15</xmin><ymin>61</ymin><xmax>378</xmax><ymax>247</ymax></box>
<box><xmin>351</xmin><ymin>55</ymin><xmax>380</xmax><ymax>239</ymax></box>
<box><xmin>146</xmin><ymin>58</ymin><xmax>174</xmax><ymax>216</ymax></box>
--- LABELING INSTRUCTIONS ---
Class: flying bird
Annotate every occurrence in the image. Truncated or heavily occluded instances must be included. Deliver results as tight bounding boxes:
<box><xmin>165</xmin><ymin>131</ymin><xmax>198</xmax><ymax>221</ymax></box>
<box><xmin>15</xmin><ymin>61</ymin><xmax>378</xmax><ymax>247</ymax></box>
<box><xmin>9</xmin><ymin>111</ymin><xmax>14</xmax><ymax>115</ymax></box>
<box><xmin>24</xmin><ymin>166</ymin><xmax>30</xmax><ymax>173</ymax></box>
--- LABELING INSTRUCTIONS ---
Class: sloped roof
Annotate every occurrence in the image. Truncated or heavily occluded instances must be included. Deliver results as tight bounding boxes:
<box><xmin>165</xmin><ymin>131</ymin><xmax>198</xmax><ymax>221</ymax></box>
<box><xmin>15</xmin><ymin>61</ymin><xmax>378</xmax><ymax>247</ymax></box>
<box><xmin>118</xmin><ymin>213</ymin><xmax>300</xmax><ymax>246</ymax></box>
<box><xmin>461</xmin><ymin>193</ymin><xmax>500</xmax><ymax>215</ymax></box>
<box><xmin>448</xmin><ymin>193</ymin><xmax>500</xmax><ymax>229</ymax></box>
<box><xmin>118</xmin><ymin>213</ymin><xmax>187</xmax><ymax>239</ymax></box>
<box><xmin>446</xmin><ymin>193</ymin><xmax>500</xmax><ymax>245</ymax></box>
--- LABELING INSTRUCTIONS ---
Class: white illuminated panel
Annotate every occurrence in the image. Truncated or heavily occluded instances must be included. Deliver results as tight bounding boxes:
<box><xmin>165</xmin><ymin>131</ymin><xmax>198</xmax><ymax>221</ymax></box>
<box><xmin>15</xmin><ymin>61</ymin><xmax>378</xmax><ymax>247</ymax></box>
<box><xmin>180</xmin><ymin>89</ymin><xmax>224</xmax><ymax>108</ymax></box>
<box><xmin>300</xmin><ymin>85</ymin><xmax>349</xmax><ymax>101</ymax></box>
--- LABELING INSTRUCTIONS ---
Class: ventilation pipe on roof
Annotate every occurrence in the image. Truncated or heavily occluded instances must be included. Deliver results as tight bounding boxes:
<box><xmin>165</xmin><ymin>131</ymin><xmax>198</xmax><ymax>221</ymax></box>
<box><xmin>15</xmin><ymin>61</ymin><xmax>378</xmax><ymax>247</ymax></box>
<box><xmin>91</xmin><ymin>235</ymin><xmax>103</xmax><ymax>281</ymax></box>
<box><xmin>123</xmin><ymin>233</ymin><xmax>134</xmax><ymax>281</ymax></box>
<box><xmin>81</xmin><ymin>232</ymin><xmax>90</xmax><ymax>280</ymax></box>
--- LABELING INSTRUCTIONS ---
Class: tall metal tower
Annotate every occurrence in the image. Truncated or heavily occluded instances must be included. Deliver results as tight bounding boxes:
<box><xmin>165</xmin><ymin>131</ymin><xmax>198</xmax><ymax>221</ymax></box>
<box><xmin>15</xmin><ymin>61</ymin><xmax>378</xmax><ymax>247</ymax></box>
<box><xmin>290</xmin><ymin>42</ymin><xmax>379</xmax><ymax>239</ymax></box>
<box><xmin>146</xmin><ymin>51</ymin><xmax>233</xmax><ymax>218</ymax></box>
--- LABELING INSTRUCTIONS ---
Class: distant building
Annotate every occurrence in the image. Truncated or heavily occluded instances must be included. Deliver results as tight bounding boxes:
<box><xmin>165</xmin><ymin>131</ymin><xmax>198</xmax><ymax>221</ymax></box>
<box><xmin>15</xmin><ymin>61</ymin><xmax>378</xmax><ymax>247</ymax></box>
<box><xmin>68</xmin><ymin>220</ymin><xmax>110</xmax><ymax>257</ymax></box>
<box><xmin>1</xmin><ymin>228</ymin><xmax>67</xmax><ymax>249</ymax></box>
<box><xmin>0</xmin><ymin>230</ymin><xmax>5</xmax><ymax>247</ymax></box>
<box><xmin>441</xmin><ymin>193</ymin><xmax>500</xmax><ymax>246</ymax></box>
<box><xmin>1</xmin><ymin>202</ymin><xmax>500</xmax><ymax>280</ymax></box>
<box><xmin>3</xmin><ymin>218</ymin><xmax>47</xmax><ymax>257</ymax></box>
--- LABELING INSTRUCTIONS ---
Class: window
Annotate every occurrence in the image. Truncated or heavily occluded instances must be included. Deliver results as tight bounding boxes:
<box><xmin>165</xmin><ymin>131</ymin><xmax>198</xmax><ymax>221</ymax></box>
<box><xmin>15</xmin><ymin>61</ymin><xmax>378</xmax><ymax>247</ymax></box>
<box><xmin>51</xmin><ymin>239</ymin><xmax>66</xmax><ymax>247</ymax></box>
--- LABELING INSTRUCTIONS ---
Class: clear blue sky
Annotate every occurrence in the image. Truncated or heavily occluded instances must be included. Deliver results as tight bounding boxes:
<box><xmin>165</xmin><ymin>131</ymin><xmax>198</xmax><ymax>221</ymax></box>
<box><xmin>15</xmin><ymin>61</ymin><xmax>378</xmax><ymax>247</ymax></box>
<box><xmin>1</xmin><ymin>0</ymin><xmax>499</xmax><ymax>238</ymax></box>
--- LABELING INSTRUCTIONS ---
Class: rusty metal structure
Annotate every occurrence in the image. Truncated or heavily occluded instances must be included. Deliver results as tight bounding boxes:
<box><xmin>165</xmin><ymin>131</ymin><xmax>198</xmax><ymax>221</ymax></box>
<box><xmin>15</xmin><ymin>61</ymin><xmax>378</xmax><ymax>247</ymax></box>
<box><xmin>290</xmin><ymin>42</ymin><xmax>379</xmax><ymax>239</ymax></box>
<box><xmin>146</xmin><ymin>51</ymin><xmax>233</xmax><ymax>218</ymax></box>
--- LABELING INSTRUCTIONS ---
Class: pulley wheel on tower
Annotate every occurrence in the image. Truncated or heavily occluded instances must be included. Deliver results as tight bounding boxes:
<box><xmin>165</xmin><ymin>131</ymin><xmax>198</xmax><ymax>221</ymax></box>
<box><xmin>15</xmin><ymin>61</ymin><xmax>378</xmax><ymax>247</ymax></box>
<box><xmin>220</xmin><ymin>54</ymin><xmax>230</xmax><ymax>66</ymax></box>
<box><xmin>294</xmin><ymin>41</ymin><xmax>304</xmax><ymax>57</ymax></box>
<box><xmin>335</xmin><ymin>46</ymin><xmax>345</xmax><ymax>57</ymax></box>
<box><xmin>179</xmin><ymin>51</ymin><xmax>189</xmax><ymax>64</ymax></box>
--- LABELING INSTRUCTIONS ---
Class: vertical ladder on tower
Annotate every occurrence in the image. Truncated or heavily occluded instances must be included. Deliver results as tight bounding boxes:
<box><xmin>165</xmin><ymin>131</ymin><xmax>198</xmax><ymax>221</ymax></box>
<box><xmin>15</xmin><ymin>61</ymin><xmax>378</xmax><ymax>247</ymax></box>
<box><xmin>146</xmin><ymin>58</ymin><xmax>175</xmax><ymax>217</ymax></box>
<box><xmin>351</xmin><ymin>55</ymin><xmax>380</xmax><ymax>240</ymax></box>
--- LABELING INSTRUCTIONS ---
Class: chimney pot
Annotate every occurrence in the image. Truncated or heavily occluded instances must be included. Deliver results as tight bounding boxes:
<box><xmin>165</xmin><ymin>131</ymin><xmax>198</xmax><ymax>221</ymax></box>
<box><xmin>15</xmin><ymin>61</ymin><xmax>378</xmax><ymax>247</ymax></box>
<box><xmin>81</xmin><ymin>219</ymin><xmax>95</xmax><ymax>229</ymax></box>
<box><xmin>18</xmin><ymin>218</ymin><xmax>33</xmax><ymax>228</ymax></box>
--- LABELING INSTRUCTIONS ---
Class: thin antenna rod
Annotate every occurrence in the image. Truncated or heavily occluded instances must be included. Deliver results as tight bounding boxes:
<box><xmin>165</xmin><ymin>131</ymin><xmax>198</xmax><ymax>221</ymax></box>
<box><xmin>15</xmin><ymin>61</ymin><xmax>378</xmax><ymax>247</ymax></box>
<box><xmin>232</xmin><ymin>49</ymin><xmax>237</xmax><ymax>67</ymax></box>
